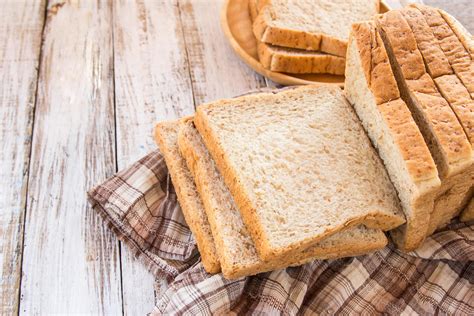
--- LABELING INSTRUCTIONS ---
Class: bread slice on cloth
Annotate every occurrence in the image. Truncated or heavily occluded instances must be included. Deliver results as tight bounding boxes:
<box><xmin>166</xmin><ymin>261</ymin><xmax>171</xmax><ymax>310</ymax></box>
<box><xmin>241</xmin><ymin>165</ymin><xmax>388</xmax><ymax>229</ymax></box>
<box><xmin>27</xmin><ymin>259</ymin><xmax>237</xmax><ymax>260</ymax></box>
<box><xmin>194</xmin><ymin>85</ymin><xmax>404</xmax><ymax>260</ymax></box>
<box><xmin>178</xmin><ymin>117</ymin><xmax>387</xmax><ymax>279</ymax></box>
<box><xmin>252</xmin><ymin>0</ymin><xmax>380</xmax><ymax>57</ymax></box>
<box><xmin>257</xmin><ymin>41</ymin><xmax>345</xmax><ymax>74</ymax></box>
<box><xmin>344</xmin><ymin>21</ymin><xmax>440</xmax><ymax>251</ymax></box>
<box><xmin>154</xmin><ymin>120</ymin><xmax>220</xmax><ymax>273</ymax></box>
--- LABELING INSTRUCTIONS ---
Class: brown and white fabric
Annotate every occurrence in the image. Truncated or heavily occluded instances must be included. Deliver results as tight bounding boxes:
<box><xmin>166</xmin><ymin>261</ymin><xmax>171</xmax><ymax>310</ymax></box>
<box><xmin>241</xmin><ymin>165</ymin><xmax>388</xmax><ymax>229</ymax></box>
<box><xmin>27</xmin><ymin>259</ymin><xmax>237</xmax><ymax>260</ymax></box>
<box><xmin>88</xmin><ymin>150</ymin><xmax>474</xmax><ymax>315</ymax></box>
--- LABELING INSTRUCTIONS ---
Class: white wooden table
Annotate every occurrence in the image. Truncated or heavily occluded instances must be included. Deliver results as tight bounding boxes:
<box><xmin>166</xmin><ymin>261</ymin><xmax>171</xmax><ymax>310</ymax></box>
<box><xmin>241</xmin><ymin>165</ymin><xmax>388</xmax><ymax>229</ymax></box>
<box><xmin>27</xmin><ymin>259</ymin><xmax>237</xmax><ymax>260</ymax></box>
<box><xmin>0</xmin><ymin>0</ymin><xmax>469</xmax><ymax>314</ymax></box>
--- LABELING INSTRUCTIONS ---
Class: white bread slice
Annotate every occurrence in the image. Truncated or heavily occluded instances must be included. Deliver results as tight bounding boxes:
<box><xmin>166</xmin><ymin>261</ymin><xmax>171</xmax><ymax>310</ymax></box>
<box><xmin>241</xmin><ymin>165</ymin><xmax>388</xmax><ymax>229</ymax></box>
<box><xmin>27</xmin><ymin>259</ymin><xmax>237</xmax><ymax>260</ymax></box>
<box><xmin>194</xmin><ymin>85</ymin><xmax>405</xmax><ymax>261</ymax></box>
<box><xmin>399</xmin><ymin>7</ymin><xmax>474</xmax><ymax>233</ymax></box>
<box><xmin>344</xmin><ymin>21</ymin><xmax>440</xmax><ymax>251</ymax></box>
<box><xmin>252</xmin><ymin>0</ymin><xmax>380</xmax><ymax>57</ymax></box>
<box><xmin>257</xmin><ymin>41</ymin><xmax>345</xmax><ymax>74</ymax></box>
<box><xmin>410</xmin><ymin>4</ymin><xmax>474</xmax><ymax>99</ymax></box>
<box><xmin>375</xmin><ymin>11</ymin><xmax>472</xmax><ymax>180</ymax></box>
<box><xmin>154</xmin><ymin>121</ymin><xmax>220</xmax><ymax>274</ymax></box>
<box><xmin>178</xmin><ymin>118</ymin><xmax>387</xmax><ymax>279</ymax></box>
<box><xmin>460</xmin><ymin>197</ymin><xmax>474</xmax><ymax>222</ymax></box>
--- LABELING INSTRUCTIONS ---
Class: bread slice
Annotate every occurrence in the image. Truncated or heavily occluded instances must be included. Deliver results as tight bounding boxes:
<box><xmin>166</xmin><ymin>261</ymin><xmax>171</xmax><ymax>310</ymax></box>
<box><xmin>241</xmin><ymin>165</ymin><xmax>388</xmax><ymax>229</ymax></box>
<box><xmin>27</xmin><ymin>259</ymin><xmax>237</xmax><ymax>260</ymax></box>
<box><xmin>344</xmin><ymin>21</ymin><xmax>440</xmax><ymax>251</ymax></box>
<box><xmin>154</xmin><ymin>120</ymin><xmax>220</xmax><ymax>274</ymax></box>
<box><xmin>257</xmin><ymin>41</ymin><xmax>345</xmax><ymax>74</ymax></box>
<box><xmin>398</xmin><ymin>7</ymin><xmax>474</xmax><ymax>233</ymax></box>
<box><xmin>194</xmin><ymin>85</ymin><xmax>405</xmax><ymax>260</ymax></box>
<box><xmin>410</xmin><ymin>4</ymin><xmax>474</xmax><ymax>99</ymax></box>
<box><xmin>252</xmin><ymin>0</ymin><xmax>380</xmax><ymax>57</ymax></box>
<box><xmin>460</xmin><ymin>197</ymin><xmax>474</xmax><ymax>222</ymax></box>
<box><xmin>376</xmin><ymin>11</ymin><xmax>472</xmax><ymax>179</ymax></box>
<box><xmin>249</xmin><ymin>0</ymin><xmax>268</xmax><ymax>22</ymax></box>
<box><xmin>178</xmin><ymin>117</ymin><xmax>388</xmax><ymax>278</ymax></box>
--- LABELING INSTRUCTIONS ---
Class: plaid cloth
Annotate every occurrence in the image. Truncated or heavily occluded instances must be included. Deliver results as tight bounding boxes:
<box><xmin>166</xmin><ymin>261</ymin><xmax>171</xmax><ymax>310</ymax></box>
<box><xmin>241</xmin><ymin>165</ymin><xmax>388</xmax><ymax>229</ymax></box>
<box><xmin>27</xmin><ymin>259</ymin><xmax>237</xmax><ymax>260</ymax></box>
<box><xmin>88</xmin><ymin>150</ymin><xmax>474</xmax><ymax>315</ymax></box>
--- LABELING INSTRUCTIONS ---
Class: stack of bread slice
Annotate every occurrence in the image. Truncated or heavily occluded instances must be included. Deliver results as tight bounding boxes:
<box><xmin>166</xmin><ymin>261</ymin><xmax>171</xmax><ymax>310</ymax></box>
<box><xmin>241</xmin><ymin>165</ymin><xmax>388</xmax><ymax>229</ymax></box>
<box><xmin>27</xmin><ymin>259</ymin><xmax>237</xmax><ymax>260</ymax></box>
<box><xmin>249</xmin><ymin>0</ymin><xmax>380</xmax><ymax>75</ymax></box>
<box><xmin>155</xmin><ymin>85</ymin><xmax>406</xmax><ymax>278</ymax></box>
<box><xmin>345</xmin><ymin>4</ymin><xmax>473</xmax><ymax>251</ymax></box>
<box><xmin>154</xmin><ymin>4</ymin><xmax>473</xmax><ymax>278</ymax></box>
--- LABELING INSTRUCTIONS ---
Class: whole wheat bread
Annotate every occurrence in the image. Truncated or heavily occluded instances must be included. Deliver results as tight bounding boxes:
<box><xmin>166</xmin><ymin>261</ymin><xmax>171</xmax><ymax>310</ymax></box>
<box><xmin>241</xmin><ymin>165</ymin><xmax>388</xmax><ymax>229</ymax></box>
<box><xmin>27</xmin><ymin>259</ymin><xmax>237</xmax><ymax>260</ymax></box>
<box><xmin>154</xmin><ymin>120</ymin><xmax>220</xmax><ymax>274</ymax></box>
<box><xmin>178</xmin><ymin>117</ymin><xmax>388</xmax><ymax>278</ymax></box>
<box><xmin>344</xmin><ymin>21</ymin><xmax>440</xmax><ymax>251</ymax></box>
<box><xmin>252</xmin><ymin>0</ymin><xmax>380</xmax><ymax>57</ymax></box>
<box><xmin>194</xmin><ymin>85</ymin><xmax>405</xmax><ymax>260</ymax></box>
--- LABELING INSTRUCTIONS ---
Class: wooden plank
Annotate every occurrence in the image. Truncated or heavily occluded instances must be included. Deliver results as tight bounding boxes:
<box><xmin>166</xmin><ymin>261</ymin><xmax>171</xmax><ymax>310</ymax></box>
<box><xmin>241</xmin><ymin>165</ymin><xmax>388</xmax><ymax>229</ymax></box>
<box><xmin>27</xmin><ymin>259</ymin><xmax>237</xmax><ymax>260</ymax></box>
<box><xmin>19</xmin><ymin>1</ymin><xmax>122</xmax><ymax>314</ymax></box>
<box><xmin>113</xmin><ymin>0</ymin><xmax>195</xmax><ymax>313</ymax></box>
<box><xmin>0</xmin><ymin>1</ymin><xmax>45</xmax><ymax>314</ymax></box>
<box><xmin>178</xmin><ymin>0</ymin><xmax>267</xmax><ymax>105</ymax></box>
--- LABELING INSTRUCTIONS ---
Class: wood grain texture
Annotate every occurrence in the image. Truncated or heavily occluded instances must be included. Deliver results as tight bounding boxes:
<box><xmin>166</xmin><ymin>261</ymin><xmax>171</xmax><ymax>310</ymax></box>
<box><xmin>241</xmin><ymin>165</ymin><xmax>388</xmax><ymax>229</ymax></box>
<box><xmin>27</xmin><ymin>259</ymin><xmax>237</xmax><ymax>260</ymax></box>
<box><xmin>0</xmin><ymin>1</ymin><xmax>45</xmax><ymax>314</ymax></box>
<box><xmin>113</xmin><ymin>0</ymin><xmax>195</xmax><ymax>313</ymax></box>
<box><xmin>178</xmin><ymin>0</ymin><xmax>267</xmax><ymax>105</ymax></box>
<box><xmin>19</xmin><ymin>1</ymin><xmax>122</xmax><ymax>314</ymax></box>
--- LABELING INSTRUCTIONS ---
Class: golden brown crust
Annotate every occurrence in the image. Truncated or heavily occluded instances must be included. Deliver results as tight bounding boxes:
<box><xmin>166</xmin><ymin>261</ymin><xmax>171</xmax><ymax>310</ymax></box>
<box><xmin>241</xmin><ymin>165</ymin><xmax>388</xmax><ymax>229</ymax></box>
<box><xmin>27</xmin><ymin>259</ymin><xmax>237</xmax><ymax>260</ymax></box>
<box><xmin>257</xmin><ymin>41</ymin><xmax>345</xmax><ymax>74</ymax></box>
<box><xmin>411</xmin><ymin>4</ymin><xmax>474</xmax><ymax>98</ymax></box>
<box><xmin>377</xmin><ymin>11</ymin><xmax>472</xmax><ymax>178</ymax></box>
<box><xmin>154</xmin><ymin>121</ymin><xmax>220</xmax><ymax>274</ymax></box>
<box><xmin>401</xmin><ymin>7</ymin><xmax>453</xmax><ymax>78</ymax></box>
<box><xmin>434</xmin><ymin>75</ymin><xmax>474</xmax><ymax>144</ymax></box>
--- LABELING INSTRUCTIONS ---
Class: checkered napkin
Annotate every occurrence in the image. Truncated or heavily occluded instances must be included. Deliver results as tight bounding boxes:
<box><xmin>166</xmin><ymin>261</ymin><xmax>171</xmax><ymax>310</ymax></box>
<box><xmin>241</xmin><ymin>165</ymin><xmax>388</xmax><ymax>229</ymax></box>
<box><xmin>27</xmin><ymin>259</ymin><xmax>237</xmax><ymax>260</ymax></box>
<box><xmin>88</xmin><ymin>150</ymin><xmax>474</xmax><ymax>315</ymax></box>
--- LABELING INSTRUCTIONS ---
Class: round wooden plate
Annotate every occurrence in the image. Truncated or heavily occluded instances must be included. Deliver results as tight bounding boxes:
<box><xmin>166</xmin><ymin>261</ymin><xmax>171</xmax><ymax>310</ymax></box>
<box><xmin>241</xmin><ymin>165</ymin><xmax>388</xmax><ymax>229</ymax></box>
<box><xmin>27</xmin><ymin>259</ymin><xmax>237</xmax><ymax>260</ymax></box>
<box><xmin>221</xmin><ymin>0</ymin><xmax>391</xmax><ymax>86</ymax></box>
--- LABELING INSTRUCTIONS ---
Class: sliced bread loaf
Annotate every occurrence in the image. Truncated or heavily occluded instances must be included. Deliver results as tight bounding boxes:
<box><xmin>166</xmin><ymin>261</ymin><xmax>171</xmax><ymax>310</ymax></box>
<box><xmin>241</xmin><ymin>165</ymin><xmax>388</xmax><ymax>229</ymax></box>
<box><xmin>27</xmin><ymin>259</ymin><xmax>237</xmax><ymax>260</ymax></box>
<box><xmin>344</xmin><ymin>21</ymin><xmax>440</xmax><ymax>251</ymax></box>
<box><xmin>252</xmin><ymin>0</ymin><xmax>380</xmax><ymax>57</ymax></box>
<box><xmin>154</xmin><ymin>120</ymin><xmax>220</xmax><ymax>274</ymax></box>
<box><xmin>376</xmin><ymin>10</ymin><xmax>472</xmax><ymax>179</ymax></box>
<box><xmin>410</xmin><ymin>4</ymin><xmax>474</xmax><ymax>98</ymax></box>
<box><xmin>257</xmin><ymin>41</ymin><xmax>345</xmax><ymax>74</ymax></box>
<box><xmin>399</xmin><ymin>7</ymin><xmax>474</xmax><ymax>233</ymax></box>
<box><xmin>178</xmin><ymin>117</ymin><xmax>387</xmax><ymax>278</ymax></box>
<box><xmin>194</xmin><ymin>85</ymin><xmax>405</xmax><ymax>260</ymax></box>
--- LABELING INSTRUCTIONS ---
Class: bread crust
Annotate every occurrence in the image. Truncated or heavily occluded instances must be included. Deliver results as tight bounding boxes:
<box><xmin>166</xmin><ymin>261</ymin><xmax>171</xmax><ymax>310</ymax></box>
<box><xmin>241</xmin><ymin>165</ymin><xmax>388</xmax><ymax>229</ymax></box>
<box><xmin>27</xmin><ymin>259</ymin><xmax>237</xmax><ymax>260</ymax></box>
<box><xmin>195</xmin><ymin>86</ymin><xmax>404</xmax><ymax>260</ymax></box>
<box><xmin>410</xmin><ymin>4</ymin><xmax>474</xmax><ymax>99</ymax></box>
<box><xmin>154</xmin><ymin>121</ymin><xmax>220</xmax><ymax>274</ymax></box>
<box><xmin>376</xmin><ymin>10</ymin><xmax>472</xmax><ymax>178</ymax></box>
<box><xmin>257</xmin><ymin>42</ymin><xmax>345</xmax><ymax>74</ymax></box>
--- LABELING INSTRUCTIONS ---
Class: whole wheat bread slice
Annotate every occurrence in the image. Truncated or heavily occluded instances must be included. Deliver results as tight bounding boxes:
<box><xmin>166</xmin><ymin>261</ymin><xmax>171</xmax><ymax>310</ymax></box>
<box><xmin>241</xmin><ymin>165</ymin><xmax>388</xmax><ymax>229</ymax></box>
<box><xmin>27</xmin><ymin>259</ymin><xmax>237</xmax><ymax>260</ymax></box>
<box><xmin>154</xmin><ymin>120</ymin><xmax>220</xmax><ymax>274</ymax></box>
<box><xmin>178</xmin><ymin>117</ymin><xmax>387</xmax><ymax>279</ymax></box>
<box><xmin>252</xmin><ymin>0</ymin><xmax>380</xmax><ymax>57</ymax></box>
<box><xmin>249</xmin><ymin>1</ymin><xmax>346</xmax><ymax>75</ymax></box>
<box><xmin>194</xmin><ymin>85</ymin><xmax>404</xmax><ymax>260</ymax></box>
<box><xmin>344</xmin><ymin>21</ymin><xmax>440</xmax><ymax>251</ymax></box>
<box><xmin>398</xmin><ymin>7</ymin><xmax>474</xmax><ymax>233</ymax></box>
<box><xmin>257</xmin><ymin>41</ymin><xmax>345</xmax><ymax>74</ymax></box>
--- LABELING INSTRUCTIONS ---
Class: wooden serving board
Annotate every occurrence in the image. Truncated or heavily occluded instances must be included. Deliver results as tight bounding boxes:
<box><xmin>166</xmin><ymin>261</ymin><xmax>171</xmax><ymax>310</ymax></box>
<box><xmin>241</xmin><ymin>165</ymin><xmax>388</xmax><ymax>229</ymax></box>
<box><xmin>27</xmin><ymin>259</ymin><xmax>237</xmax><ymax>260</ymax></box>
<box><xmin>221</xmin><ymin>0</ymin><xmax>391</xmax><ymax>86</ymax></box>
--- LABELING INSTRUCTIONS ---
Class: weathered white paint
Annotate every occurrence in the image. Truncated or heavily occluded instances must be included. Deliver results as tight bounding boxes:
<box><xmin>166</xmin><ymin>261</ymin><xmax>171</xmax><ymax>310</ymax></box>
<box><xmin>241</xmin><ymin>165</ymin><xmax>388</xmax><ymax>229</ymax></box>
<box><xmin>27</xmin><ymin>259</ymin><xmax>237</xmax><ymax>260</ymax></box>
<box><xmin>178</xmin><ymin>0</ymin><xmax>267</xmax><ymax>105</ymax></box>
<box><xmin>19</xmin><ymin>0</ymin><xmax>122</xmax><ymax>314</ymax></box>
<box><xmin>0</xmin><ymin>1</ymin><xmax>45</xmax><ymax>314</ymax></box>
<box><xmin>113</xmin><ymin>0</ymin><xmax>196</xmax><ymax>313</ymax></box>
